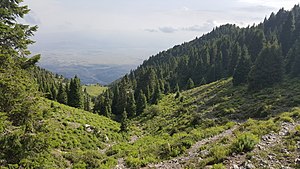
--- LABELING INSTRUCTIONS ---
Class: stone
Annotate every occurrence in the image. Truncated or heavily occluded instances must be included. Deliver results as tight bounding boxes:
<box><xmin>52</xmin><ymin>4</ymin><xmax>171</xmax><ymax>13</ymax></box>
<box><xmin>233</xmin><ymin>164</ymin><xmax>239</xmax><ymax>169</ymax></box>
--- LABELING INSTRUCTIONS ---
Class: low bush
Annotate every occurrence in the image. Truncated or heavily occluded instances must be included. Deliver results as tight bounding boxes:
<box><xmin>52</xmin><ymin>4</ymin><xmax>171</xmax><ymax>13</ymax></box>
<box><xmin>231</xmin><ymin>133</ymin><xmax>259</xmax><ymax>154</ymax></box>
<box><xmin>212</xmin><ymin>163</ymin><xmax>226</xmax><ymax>169</ymax></box>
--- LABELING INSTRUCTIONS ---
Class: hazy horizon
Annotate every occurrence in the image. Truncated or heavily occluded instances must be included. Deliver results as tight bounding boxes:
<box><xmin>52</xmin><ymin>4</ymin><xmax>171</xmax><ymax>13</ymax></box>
<box><xmin>23</xmin><ymin>0</ymin><xmax>300</xmax><ymax>66</ymax></box>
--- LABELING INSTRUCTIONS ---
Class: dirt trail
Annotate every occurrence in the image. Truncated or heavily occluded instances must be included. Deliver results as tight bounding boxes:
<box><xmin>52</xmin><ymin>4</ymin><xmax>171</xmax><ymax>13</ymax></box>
<box><xmin>225</xmin><ymin>121</ymin><xmax>300</xmax><ymax>169</ymax></box>
<box><xmin>144</xmin><ymin>125</ymin><xmax>239</xmax><ymax>169</ymax></box>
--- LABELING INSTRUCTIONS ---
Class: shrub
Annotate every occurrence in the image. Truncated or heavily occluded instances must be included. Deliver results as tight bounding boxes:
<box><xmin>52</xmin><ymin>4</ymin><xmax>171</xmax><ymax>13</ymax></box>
<box><xmin>212</xmin><ymin>163</ymin><xmax>226</xmax><ymax>169</ymax></box>
<box><xmin>208</xmin><ymin>145</ymin><xmax>229</xmax><ymax>164</ymax></box>
<box><xmin>231</xmin><ymin>133</ymin><xmax>259</xmax><ymax>153</ymax></box>
<box><xmin>279</xmin><ymin>116</ymin><xmax>294</xmax><ymax>123</ymax></box>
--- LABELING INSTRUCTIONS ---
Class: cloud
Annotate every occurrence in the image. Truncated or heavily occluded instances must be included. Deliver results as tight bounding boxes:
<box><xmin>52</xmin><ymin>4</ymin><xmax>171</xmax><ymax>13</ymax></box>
<box><xmin>235</xmin><ymin>5</ymin><xmax>276</xmax><ymax>13</ymax></box>
<box><xmin>158</xmin><ymin>26</ymin><xmax>178</xmax><ymax>33</ymax></box>
<box><xmin>144</xmin><ymin>29</ymin><xmax>158</xmax><ymax>33</ymax></box>
<box><xmin>182</xmin><ymin>20</ymin><xmax>217</xmax><ymax>32</ymax></box>
<box><xmin>237</xmin><ymin>0</ymin><xmax>298</xmax><ymax>9</ymax></box>
<box><xmin>146</xmin><ymin>20</ymin><xmax>217</xmax><ymax>34</ymax></box>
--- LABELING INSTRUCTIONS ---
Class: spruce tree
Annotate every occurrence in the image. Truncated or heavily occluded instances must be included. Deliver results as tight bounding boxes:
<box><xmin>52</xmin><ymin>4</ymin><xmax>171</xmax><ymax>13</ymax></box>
<box><xmin>83</xmin><ymin>89</ymin><xmax>91</xmax><ymax>112</ymax></box>
<box><xmin>233</xmin><ymin>46</ymin><xmax>251</xmax><ymax>86</ymax></box>
<box><xmin>229</xmin><ymin>43</ymin><xmax>242</xmax><ymax>76</ymax></box>
<box><xmin>120</xmin><ymin>109</ymin><xmax>128</xmax><ymax>132</ymax></box>
<box><xmin>126</xmin><ymin>92</ymin><xmax>137</xmax><ymax>118</ymax></box>
<box><xmin>248</xmin><ymin>41</ymin><xmax>284</xmax><ymax>90</ymax></box>
<box><xmin>0</xmin><ymin>0</ymin><xmax>48</xmax><ymax>164</ymax></box>
<box><xmin>280</xmin><ymin>12</ymin><xmax>295</xmax><ymax>56</ymax></box>
<box><xmin>68</xmin><ymin>75</ymin><xmax>83</xmax><ymax>108</ymax></box>
<box><xmin>57</xmin><ymin>83</ymin><xmax>67</xmax><ymax>104</ymax></box>
<box><xmin>151</xmin><ymin>85</ymin><xmax>162</xmax><ymax>104</ymax></box>
<box><xmin>291</xmin><ymin>42</ymin><xmax>300</xmax><ymax>77</ymax></box>
<box><xmin>136</xmin><ymin>90</ymin><xmax>147</xmax><ymax>115</ymax></box>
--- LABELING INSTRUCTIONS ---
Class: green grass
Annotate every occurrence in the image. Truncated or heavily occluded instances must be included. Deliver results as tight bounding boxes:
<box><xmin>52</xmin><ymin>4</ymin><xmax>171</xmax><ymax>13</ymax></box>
<box><xmin>17</xmin><ymin>98</ymin><xmax>124</xmax><ymax>168</ymax></box>
<box><xmin>83</xmin><ymin>84</ymin><xmax>107</xmax><ymax>97</ymax></box>
<box><xmin>3</xmin><ymin>77</ymin><xmax>300</xmax><ymax>168</ymax></box>
<box><xmin>123</xmin><ymin>77</ymin><xmax>300</xmax><ymax>168</ymax></box>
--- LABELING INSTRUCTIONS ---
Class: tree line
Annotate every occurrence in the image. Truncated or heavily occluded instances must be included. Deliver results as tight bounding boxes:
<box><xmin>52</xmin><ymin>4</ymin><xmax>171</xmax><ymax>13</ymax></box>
<box><xmin>92</xmin><ymin>5</ymin><xmax>300</xmax><ymax>125</ymax></box>
<box><xmin>31</xmin><ymin>67</ymin><xmax>91</xmax><ymax>111</ymax></box>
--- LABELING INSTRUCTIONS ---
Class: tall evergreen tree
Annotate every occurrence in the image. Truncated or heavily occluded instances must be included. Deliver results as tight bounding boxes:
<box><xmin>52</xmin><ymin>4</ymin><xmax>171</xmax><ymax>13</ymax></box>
<box><xmin>280</xmin><ymin>12</ymin><xmax>295</xmax><ymax>56</ymax></box>
<box><xmin>248</xmin><ymin>41</ymin><xmax>284</xmax><ymax>90</ymax></box>
<box><xmin>229</xmin><ymin>43</ymin><xmax>242</xmax><ymax>75</ymax></box>
<box><xmin>126</xmin><ymin>92</ymin><xmax>137</xmax><ymax>118</ymax></box>
<box><xmin>68</xmin><ymin>75</ymin><xmax>83</xmax><ymax>108</ymax></box>
<box><xmin>83</xmin><ymin>89</ymin><xmax>91</xmax><ymax>111</ymax></box>
<box><xmin>120</xmin><ymin>109</ymin><xmax>128</xmax><ymax>132</ymax></box>
<box><xmin>136</xmin><ymin>90</ymin><xmax>147</xmax><ymax>115</ymax></box>
<box><xmin>0</xmin><ymin>0</ymin><xmax>48</xmax><ymax>164</ymax></box>
<box><xmin>290</xmin><ymin>41</ymin><xmax>300</xmax><ymax>77</ymax></box>
<box><xmin>151</xmin><ymin>85</ymin><xmax>162</xmax><ymax>104</ymax></box>
<box><xmin>57</xmin><ymin>83</ymin><xmax>67</xmax><ymax>104</ymax></box>
<box><xmin>233</xmin><ymin>46</ymin><xmax>252</xmax><ymax>86</ymax></box>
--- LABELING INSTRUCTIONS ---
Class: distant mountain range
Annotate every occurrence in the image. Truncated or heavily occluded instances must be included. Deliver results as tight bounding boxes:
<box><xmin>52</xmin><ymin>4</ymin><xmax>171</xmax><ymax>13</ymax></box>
<box><xmin>39</xmin><ymin>63</ymin><xmax>135</xmax><ymax>85</ymax></box>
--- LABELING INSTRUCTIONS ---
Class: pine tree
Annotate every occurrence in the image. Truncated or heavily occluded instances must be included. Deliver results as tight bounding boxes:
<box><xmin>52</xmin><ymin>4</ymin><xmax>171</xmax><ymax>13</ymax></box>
<box><xmin>126</xmin><ymin>92</ymin><xmax>136</xmax><ymax>118</ymax></box>
<box><xmin>290</xmin><ymin>41</ymin><xmax>300</xmax><ymax>77</ymax></box>
<box><xmin>233</xmin><ymin>46</ymin><xmax>251</xmax><ymax>86</ymax></box>
<box><xmin>120</xmin><ymin>109</ymin><xmax>128</xmax><ymax>132</ymax></box>
<box><xmin>57</xmin><ymin>83</ymin><xmax>67</xmax><ymax>104</ymax></box>
<box><xmin>280</xmin><ymin>12</ymin><xmax>295</xmax><ymax>56</ymax></box>
<box><xmin>83</xmin><ymin>89</ymin><xmax>91</xmax><ymax>112</ymax></box>
<box><xmin>151</xmin><ymin>85</ymin><xmax>162</xmax><ymax>104</ymax></box>
<box><xmin>248</xmin><ymin>41</ymin><xmax>284</xmax><ymax>90</ymax></box>
<box><xmin>136</xmin><ymin>90</ymin><xmax>147</xmax><ymax>115</ymax></box>
<box><xmin>68</xmin><ymin>75</ymin><xmax>83</xmax><ymax>108</ymax></box>
<box><xmin>0</xmin><ymin>0</ymin><xmax>47</xmax><ymax>164</ymax></box>
<box><xmin>229</xmin><ymin>43</ymin><xmax>242</xmax><ymax>75</ymax></box>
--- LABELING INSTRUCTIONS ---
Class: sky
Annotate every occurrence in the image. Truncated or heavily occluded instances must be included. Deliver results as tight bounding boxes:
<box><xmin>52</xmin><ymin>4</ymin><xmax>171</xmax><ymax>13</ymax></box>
<box><xmin>23</xmin><ymin>0</ymin><xmax>300</xmax><ymax>66</ymax></box>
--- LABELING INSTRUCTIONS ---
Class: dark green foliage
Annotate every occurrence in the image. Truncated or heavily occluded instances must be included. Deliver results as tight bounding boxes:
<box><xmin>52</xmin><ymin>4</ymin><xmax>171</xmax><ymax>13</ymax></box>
<box><xmin>68</xmin><ymin>76</ymin><xmax>83</xmax><ymax>108</ymax></box>
<box><xmin>83</xmin><ymin>89</ymin><xmax>91</xmax><ymax>112</ymax></box>
<box><xmin>151</xmin><ymin>85</ymin><xmax>162</xmax><ymax>104</ymax></box>
<box><xmin>233</xmin><ymin>46</ymin><xmax>251</xmax><ymax>86</ymax></box>
<box><xmin>289</xmin><ymin>40</ymin><xmax>300</xmax><ymax>77</ymax></box>
<box><xmin>280</xmin><ymin>12</ymin><xmax>295</xmax><ymax>56</ymax></box>
<box><xmin>136</xmin><ymin>90</ymin><xmax>147</xmax><ymax>115</ymax></box>
<box><xmin>126</xmin><ymin>92</ymin><xmax>136</xmax><ymax>118</ymax></box>
<box><xmin>57</xmin><ymin>83</ymin><xmax>68</xmax><ymax>104</ymax></box>
<box><xmin>0</xmin><ymin>0</ymin><xmax>49</xmax><ymax>166</ymax></box>
<box><xmin>248</xmin><ymin>41</ymin><xmax>284</xmax><ymax>90</ymax></box>
<box><xmin>291</xmin><ymin>50</ymin><xmax>300</xmax><ymax>77</ymax></box>
<box><xmin>120</xmin><ymin>109</ymin><xmax>128</xmax><ymax>132</ymax></box>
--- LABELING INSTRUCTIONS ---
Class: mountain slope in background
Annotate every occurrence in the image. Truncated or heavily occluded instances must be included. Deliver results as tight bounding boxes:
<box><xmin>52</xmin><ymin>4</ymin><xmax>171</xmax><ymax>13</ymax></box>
<box><xmin>40</xmin><ymin>63</ymin><xmax>134</xmax><ymax>85</ymax></box>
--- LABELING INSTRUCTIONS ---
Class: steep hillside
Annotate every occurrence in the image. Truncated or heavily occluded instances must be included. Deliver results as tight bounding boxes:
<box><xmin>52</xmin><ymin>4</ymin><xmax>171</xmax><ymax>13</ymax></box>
<box><xmin>98</xmin><ymin>5</ymin><xmax>300</xmax><ymax>120</ymax></box>
<box><xmin>1</xmin><ymin>98</ymin><xmax>125</xmax><ymax>168</ymax></box>
<box><xmin>108</xmin><ymin>77</ymin><xmax>300</xmax><ymax>168</ymax></box>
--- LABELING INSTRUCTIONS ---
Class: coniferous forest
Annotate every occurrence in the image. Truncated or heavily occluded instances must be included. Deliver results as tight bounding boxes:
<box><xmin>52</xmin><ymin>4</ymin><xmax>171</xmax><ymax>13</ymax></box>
<box><xmin>1</xmin><ymin>1</ymin><xmax>300</xmax><ymax>168</ymax></box>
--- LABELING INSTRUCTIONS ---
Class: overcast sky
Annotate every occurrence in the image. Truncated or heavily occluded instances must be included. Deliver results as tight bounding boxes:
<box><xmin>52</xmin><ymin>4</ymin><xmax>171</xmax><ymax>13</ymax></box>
<box><xmin>23</xmin><ymin>0</ymin><xmax>300</xmax><ymax>66</ymax></box>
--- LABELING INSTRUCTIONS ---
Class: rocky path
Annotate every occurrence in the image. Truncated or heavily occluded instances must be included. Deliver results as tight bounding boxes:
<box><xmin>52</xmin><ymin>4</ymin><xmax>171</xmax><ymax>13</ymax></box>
<box><xmin>144</xmin><ymin>125</ymin><xmax>239</xmax><ymax>169</ymax></box>
<box><xmin>225</xmin><ymin>121</ymin><xmax>300</xmax><ymax>169</ymax></box>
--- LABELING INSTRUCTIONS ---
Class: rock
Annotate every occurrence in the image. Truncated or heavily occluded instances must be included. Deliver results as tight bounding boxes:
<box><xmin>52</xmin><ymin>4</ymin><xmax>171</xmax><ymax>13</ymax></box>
<box><xmin>295</xmin><ymin>158</ymin><xmax>300</xmax><ymax>164</ymax></box>
<box><xmin>245</xmin><ymin>163</ymin><xmax>255</xmax><ymax>169</ymax></box>
<box><xmin>233</xmin><ymin>164</ymin><xmax>239</xmax><ymax>169</ymax></box>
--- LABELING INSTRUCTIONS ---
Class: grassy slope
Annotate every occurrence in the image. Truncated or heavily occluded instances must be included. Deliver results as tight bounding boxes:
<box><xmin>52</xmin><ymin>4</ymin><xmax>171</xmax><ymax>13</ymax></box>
<box><xmin>26</xmin><ymin>99</ymin><xmax>124</xmax><ymax>169</ymax></box>
<box><xmin>16</xmin><ymin>77</ymin><xmax>300</xmax><ymax>168</ymax></box>
<box><xmin>107</xmin><ymin>77</ymin><xmax>300</xmax><ymax>168</ymax></box>
<box><xmin>83</xmin><ymin>84</ymin><xmax>107</xmax><ymax>97</ymax></box>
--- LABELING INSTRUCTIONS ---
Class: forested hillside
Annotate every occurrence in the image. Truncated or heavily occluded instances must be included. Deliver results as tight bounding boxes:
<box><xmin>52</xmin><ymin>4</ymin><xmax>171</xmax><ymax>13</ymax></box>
<box><xmin>94</xmin><ymin>5</ymin><xmax>300</xmax><ymax>121</ymax></box>
<box><xmin>1</xmin><ymin>1</ymin><xmax>300</xmax><ymax>168</ymax></box>
<box><xmin>0</xmin><ymin>1</ymin><xmax>122</xmax><ymax>168</ymax></box>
